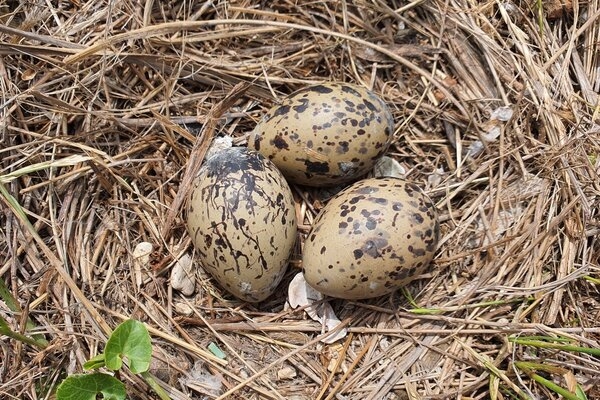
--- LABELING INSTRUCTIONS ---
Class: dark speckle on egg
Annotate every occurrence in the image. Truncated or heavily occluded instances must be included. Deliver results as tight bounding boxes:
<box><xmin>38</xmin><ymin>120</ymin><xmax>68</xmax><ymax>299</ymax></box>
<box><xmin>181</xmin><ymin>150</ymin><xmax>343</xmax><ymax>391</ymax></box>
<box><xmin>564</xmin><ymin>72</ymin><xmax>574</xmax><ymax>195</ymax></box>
<box><xmin>304</xmin><ymin>159</ymin><xmax>330</xmax><ymax>174</ymax></box>
<box><xmin>309</xmin><ymin>84</ymin><xmax>335</xmax><ymax>94</ymax></box>
<box><xmin>273</xmin><ymin>105</ymin><xmax>291</xmax><ymax>117</ymax></box>
<box><xmin>272</xmin><ymin>135</ymin><xmax>289</xmax><ymax>150</ymax></box>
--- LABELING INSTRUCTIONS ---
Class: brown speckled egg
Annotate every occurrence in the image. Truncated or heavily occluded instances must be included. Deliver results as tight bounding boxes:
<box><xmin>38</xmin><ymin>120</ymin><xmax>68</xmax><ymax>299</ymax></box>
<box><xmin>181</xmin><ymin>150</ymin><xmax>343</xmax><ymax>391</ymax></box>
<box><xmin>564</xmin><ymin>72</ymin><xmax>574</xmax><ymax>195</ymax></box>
<box><xmin>248</xmin><ymin>82</ymin><xmax>394</xmax><ymax>186</ymax></box>
<box><xmin>186</xmin><ymin>147</ymin><xmax>297</xmax><ymax>302</ymax></box>
<box><xmin>302</xmin><ymin>177</ymin><xmax>439</xmax><ymax>300</ymax></box>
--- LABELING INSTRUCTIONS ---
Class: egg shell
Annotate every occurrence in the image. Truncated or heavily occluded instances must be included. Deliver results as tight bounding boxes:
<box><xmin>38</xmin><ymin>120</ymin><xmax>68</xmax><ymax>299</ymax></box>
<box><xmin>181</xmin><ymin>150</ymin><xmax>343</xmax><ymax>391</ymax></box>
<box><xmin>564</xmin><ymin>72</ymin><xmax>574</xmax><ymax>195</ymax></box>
<box><xmin>248</xmin><ymin>82</ymin><xmax>394</xmax><ymax>186</ymax></box>
<box><xmin>186</xmin><ymin>147</ymin><xmax>297</xmax><ymax>302</ymax></box>
<box><xmin>302</xmin><ymin>177</ymin><xmax>439</xmax><ymax>300</ymax></box>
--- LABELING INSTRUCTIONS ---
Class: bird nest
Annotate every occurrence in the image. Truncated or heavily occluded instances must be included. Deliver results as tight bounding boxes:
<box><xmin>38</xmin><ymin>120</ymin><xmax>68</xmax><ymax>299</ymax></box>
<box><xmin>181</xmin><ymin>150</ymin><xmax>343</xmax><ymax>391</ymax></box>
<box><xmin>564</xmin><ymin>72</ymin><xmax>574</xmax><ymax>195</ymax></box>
<box><xmin>1</xmin><ymin>1</ymin><xmax>599</xmax><ymax>399</ymax></box>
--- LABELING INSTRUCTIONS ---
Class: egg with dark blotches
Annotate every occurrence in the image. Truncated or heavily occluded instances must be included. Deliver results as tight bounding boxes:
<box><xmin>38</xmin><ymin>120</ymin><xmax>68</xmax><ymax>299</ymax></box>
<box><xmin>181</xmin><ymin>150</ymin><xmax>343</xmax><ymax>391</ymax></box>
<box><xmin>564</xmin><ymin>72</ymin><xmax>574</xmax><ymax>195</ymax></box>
<box><xmin>302</xmin><ymin>177</ymin><xmax>439</xmax><ymax>300</ymax></box>
<box><xmin>186</xmin><ymin>147</ymin><xmax>297</xmax><ymax>302</ymax></box>
<box><xmin>248</xmin><ymin>82</ymin><xmax>394</xmax><ymax>187</ymax></box>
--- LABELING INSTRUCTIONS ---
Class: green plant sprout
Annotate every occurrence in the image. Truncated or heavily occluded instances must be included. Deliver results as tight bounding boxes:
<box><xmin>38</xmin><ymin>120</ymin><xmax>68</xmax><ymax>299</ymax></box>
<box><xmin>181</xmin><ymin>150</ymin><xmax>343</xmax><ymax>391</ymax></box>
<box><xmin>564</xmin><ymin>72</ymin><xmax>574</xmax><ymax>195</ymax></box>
<box><xmin>513</xmin><ymin>362</ymin><xmax>587</xmax><ymax>400</ymax></box>
<box><xmin>56</xmin><ymin>319</ymin><xmax>170</xmax><ymax>400</ymax></box>
<box><xmin>406</xmin><ymin>296</ymin><xmax>532</xmax><ymax>315</ymax></box>
<box><xmin>0</xmin><ymin>278</ymin><xmax>48</xmax><ymax>349</ymax></box>
<box><xmin>584</xmin><ymin>275</ymin><xmax>600</xmax><ymax>285</ymax></box>
<box><xmin>536</xmin><ymin>0</ymin><xmax>544</xmax><ymax>36</ymax></box>
<box><xmin>511</xmin><ymin>335</ymin><xmax>591</xmax><ymax>400</ymax></box>
<box><xmin>509</xmin><ymin>336</ymin><xmax>600</xmax><ymax>357</ymax></box>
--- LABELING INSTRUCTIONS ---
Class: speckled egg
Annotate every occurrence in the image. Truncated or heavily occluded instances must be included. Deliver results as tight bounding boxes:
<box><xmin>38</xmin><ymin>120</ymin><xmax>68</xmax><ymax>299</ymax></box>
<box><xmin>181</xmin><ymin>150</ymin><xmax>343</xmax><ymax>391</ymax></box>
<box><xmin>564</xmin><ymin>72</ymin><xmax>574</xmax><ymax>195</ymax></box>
<box><xmin>248</xmin><ymin>82</ymin><xmax>394</xmax><ymax>186</ymax></box>
<box><xmin>186</xmin><ymin>147</ymin><xmax>297</xmax><ymax>302</ymax></box>
<box><xmin>302</xmin><ymin>177</ymin><xmax>439</xmax><ymax>300</ymax></box>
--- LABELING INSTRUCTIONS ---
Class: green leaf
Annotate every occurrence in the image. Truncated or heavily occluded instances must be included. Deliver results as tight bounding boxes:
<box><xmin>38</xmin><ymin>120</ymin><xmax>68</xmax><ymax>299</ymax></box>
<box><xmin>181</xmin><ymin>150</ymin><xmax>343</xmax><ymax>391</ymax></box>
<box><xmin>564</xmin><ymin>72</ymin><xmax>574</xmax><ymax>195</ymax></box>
<box><xmin>407</xmin><ymin>307</ymin><xmax>444</xmax><ymax>315</ymax></box>
<box><xmin>0</xmin><ymin>314</ymin><xmax>48</xmax><ymax>349</ymax></box>
<box><xmin>56</xmin><ymin>373</ymin><xmax>126</xmax><ymax>400</ymax></box>
<box><xmin>83</xmin><ymin>353</ymin><xmax>106</xmax><ymax>370</ymax></box>
<box><xmin>514</xmin><ymin>362</ymin><xmax>585</xmax><ymax>400</ymax></box>
<box><xmin>0</xmin><ymin>315</ymin><xmax>9</xmax><ymax>331</ymax></box>
<box><xmin>528</xmin><ymin>371</ymin><xmax>581</xmax><ymax>400</ymax></box>
<box><xmin>0</xmin><ymin>277</ymin><xmax>20</xmax><ymax>312</ymax></box>
<box><xmin>0</xmin><ymin>277</ymin><xmax>48</xmax><ymax>348</ymax></box>
<box><xmin>0</xmin><ymin>155</ymin><xmax>92</xmax><ymax>184</ymax></box>
<box><xmin>509</xmin><ymin>336</ymin><xmax>600</xmax><ymax>356</ymax></box>
<box><xmin>105</xmin><ymin>319</ymin><xmax>152</xmax><ymax>373</ymax></box>
<box><xmin>584</xmin><ymin>275</ymin><xmax>600</xmax><ymax>285</ymax></box>
<box><xmin>576</xmin><ymin>384</ymin><xmax>588</xmax><ymax>400</ymax></box>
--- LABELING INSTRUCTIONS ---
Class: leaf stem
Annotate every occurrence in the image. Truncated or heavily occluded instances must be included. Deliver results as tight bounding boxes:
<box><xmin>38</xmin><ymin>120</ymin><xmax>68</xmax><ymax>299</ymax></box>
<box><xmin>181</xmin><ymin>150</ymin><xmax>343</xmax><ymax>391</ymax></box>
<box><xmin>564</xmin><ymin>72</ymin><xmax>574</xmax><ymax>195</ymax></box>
<box><xmin>140</xmin><ymin>371</ymin><xmax>172</xmax><ymax>400</ymax></box>
<box><xmin>0</xmin><ymin>315</ymin><xmax>47</xmax><ymax>349</ymax></box>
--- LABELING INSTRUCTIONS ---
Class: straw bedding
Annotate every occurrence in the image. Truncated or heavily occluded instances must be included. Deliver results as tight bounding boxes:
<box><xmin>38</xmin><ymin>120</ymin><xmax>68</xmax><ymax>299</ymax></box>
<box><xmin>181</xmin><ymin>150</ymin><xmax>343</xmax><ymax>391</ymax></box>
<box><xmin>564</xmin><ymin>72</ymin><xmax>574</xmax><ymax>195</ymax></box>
<box><xmin>1</xmin><ymin>1</ymin><xmax>599</xmax><ymax>399</ymax></box>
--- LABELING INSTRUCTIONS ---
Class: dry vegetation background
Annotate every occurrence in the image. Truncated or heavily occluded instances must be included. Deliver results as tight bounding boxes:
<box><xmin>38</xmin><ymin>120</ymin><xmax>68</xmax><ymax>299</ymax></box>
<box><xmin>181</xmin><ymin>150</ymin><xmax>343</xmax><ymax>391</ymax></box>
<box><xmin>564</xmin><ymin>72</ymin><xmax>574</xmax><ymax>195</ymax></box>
<box><xmin>1</xmin><ymin>0</ymin><xmax>600</xmax><ymax>399</ymax></box>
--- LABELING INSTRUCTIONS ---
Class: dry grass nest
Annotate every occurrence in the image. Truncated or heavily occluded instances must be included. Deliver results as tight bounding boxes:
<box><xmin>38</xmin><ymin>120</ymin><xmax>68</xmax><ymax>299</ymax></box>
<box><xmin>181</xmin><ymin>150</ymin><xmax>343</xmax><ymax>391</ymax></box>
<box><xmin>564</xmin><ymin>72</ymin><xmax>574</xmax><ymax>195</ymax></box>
<box><xmin>1</xmin><ymin>1</ymin><xmax>600</xmax><ymax>399</ymax></box>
